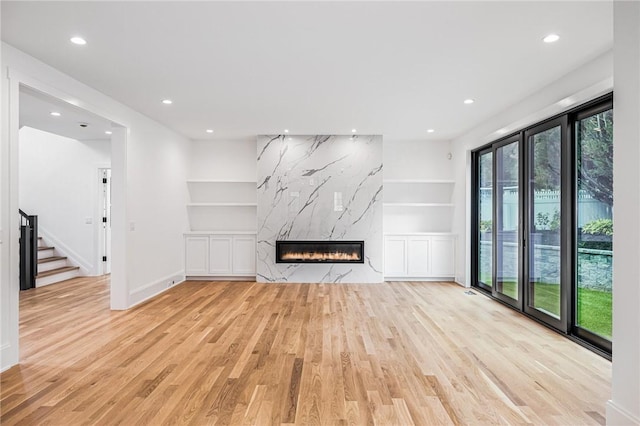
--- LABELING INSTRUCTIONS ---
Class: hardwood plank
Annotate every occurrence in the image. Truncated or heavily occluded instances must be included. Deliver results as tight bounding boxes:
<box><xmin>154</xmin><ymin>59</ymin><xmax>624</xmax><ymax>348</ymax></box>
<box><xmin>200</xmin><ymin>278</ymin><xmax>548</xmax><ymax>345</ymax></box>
<box><xmin>0</xmin><ymin>277</ymin><xmax>611</xmax><ymax>425</ymax></box>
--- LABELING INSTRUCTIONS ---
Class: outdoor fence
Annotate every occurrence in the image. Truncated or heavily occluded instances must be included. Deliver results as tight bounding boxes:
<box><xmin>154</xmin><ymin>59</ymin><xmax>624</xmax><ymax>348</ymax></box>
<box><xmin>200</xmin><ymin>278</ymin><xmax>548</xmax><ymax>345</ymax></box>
<box><xmin>479</xmin><ymin>187</ymin><xmax>612</xmax><ymax>230</ymax></box>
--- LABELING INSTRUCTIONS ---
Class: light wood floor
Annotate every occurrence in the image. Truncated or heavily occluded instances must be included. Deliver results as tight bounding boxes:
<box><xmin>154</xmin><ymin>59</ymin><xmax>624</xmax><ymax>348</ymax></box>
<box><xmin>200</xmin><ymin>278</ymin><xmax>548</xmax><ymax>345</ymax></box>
<box><xmin>1</xmin><ymin>277</ymin><xmax>610</xmax><ymax>425</ymax></box>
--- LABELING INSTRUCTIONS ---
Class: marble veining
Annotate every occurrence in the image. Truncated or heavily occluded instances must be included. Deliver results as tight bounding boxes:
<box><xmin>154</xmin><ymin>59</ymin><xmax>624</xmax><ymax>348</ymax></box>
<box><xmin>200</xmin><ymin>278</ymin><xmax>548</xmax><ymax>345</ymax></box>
<box><xmin>257</xmin><ymin>135</ymin><xmax>383</xmax><ymax>283</ymax></box>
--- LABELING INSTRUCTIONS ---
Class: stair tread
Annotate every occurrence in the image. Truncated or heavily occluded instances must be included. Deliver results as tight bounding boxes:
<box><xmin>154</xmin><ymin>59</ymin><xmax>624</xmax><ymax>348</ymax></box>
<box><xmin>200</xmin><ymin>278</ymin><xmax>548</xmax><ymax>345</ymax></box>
<box><xmin>37</xmin><ymin>246</ymin><xmax>54</xmax><ymax>251</ymax></box>
<box><xmin>36</xmin><ymin>266</ymin><xmax>79</xmax><ymax>278</ymax></box>
<box><xmin>38</xmin><ymin>256</ymin><xmax>67</xmax><ymax>264</ymax></box>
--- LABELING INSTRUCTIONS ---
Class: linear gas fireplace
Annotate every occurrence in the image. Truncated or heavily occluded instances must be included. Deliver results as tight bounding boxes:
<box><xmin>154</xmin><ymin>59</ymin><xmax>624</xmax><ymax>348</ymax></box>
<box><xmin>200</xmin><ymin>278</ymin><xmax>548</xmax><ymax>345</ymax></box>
<box><xmin>276</xmin><ymin>240</ymin><xmax>364</xmax><ymax>263</ymax></box>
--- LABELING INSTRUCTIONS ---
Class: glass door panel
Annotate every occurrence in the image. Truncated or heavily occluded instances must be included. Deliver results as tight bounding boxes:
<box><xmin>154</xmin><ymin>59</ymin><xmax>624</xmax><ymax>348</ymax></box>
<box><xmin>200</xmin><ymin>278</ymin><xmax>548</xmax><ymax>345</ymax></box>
<box><xmin>478</xmin><ymin>151</ymin><xmax>493</xmax><ymax>289</ymax></box>
<box><xmin>527</xmin><ymin>125</ymin><xmax>562</xmax><ymax>320</ymax></box>
<box><xmin>495</xmin><ymin>140</ymin><xmax>519</xmax><ymax>303</ymax></box>
<box><xmin>575</xmin><ymin>108</ymin><xmax>613</xmax><ymax>344</ymax></box>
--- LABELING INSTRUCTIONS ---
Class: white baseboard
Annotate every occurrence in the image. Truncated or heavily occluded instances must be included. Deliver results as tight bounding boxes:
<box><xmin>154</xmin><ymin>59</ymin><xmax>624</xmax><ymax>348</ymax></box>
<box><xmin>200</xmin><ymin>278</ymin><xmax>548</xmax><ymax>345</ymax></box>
<box><xmin>186</xmin><ymin>276</ymin><xmax>255</xmax><ymax>281</ymax></box>
<box><xmin>384</xmin><ymin>277</ymin><xmax>455</xmax><ymax>282</ymax></box>
<box><xmin>0</xmin><ymin>342</ymin><xmax>17</xmax><ymax>373</ymax></box>
<box><xmin>607</xmin><ymin>400</ymin><xmax>640</xmax><ymax>426</ymax></box>
<box><xmin>454</xmin><ymin>279</ymin><xmax>468</xmax><ymax>288</ymax></box>
<box><xmin>128</xmin><ymin>271</ymin><xmax>186</xmax><ymax>308</ymax></box>
<box><xmin>39</xmin><ymin>227</ymin><xmax>92</xmax><ymax>275</ymax></box>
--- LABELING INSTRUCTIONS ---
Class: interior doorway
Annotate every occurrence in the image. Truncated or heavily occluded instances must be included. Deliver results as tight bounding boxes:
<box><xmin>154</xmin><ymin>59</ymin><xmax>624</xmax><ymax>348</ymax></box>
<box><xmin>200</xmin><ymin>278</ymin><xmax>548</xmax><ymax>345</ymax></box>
<box><xmin>3</xmin><ymin>69</ymin><xmax>128</xmax><ymax>370</ymax></box>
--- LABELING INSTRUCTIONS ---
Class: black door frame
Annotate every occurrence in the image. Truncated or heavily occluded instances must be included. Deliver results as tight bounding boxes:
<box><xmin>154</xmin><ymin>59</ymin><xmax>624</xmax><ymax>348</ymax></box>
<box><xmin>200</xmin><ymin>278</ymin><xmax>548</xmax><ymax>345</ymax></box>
<box><xmin>470</xmin><ymin>93</ymin><xmax>614</xmax><ymax>355</ymax></box>
<box><xmin>570</xmin><ymin>99</ymin><xmax>614</xmax><ymax>353</ymax></box>
<box><xmin>522</xmin><ymin>116</ymin><xmax>570</xmax><ymax>333</ymax></box>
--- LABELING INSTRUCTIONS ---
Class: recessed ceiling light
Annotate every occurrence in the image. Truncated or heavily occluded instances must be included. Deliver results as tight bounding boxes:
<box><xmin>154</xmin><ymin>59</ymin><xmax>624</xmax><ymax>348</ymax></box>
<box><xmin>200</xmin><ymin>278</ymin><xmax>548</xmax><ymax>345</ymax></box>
<box><xmin>543</xmin><ymin>34</ymin><xmax>560</xmax><ymax>43</ymax></box>
<box><xmin>50</xmin><ymin>112</ymin><xmax>61</xmax><ymax>117</ymax></box>
<box><xmin>464</xmin><ymin>99</ymin><xmax>475</xmax><ymax>105</ymax></box>
<box><xmin>162</xmin><ymin>99</ymin><xmax>173</xmax><ymax>105</ymax></box>
<box><xmin>284</xmin><ymin>129</ymin><xmax>289</xmax><ymax>133</ymax></box>
<box><xmin>70</xmin><ymin>36</ymin><xmax>87</xmax><ymax>45</ymax></box>
<box><xmin>427</xmin><ymin>129</ymin><xmax>435</xmax><ymax>133</ymax></box>
<box><xmin>351</xmin><ymin>129</ymin><xmax>357</xmax><ymax>133</ymax></box>
<box><xmin>105</xmin><ymin>131</ymin><xmax>113</xmax><ymax>135</ymax></box>
<box><xmin>206</xmin><ymin>129</ymin><xmax>214</xmax><ymax>134</ymax></box>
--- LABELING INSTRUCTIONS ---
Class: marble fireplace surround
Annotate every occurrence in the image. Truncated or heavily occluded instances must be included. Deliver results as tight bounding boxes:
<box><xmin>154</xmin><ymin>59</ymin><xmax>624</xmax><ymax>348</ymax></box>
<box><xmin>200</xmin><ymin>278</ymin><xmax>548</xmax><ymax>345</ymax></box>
<box><xmin>256</xmin><ymin>135</ymin><xmax>383</xmax><ymax>283</ymax></box>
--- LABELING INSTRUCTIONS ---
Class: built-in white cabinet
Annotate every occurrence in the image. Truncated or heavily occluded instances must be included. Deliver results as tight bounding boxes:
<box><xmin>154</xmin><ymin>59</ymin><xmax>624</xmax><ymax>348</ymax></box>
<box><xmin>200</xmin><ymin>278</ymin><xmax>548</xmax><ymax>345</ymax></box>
<box><xmin>209</xmin><ymin>235</ymin><xmax>233</xmax><ymax>274</ymax></box>
<box><xmin>185</xmin><ymin>236</ymin><xmax>209</xmax><ymax>275</ymax></box>
<box><xmin>232</xmin><ymin>236</ymin><xmax>257</xmax><ymax>275</ymax></box>
<box><xmin>407</xmin><ymin>236</ymin><xmax>431</xmax><ymax>276</ymax></box>
<box><xmin>383</xmin><ymin>176</ymin><xmax>457</xmax><ymax>280</ymax></box>
<box><xmin>185</xmin><ymin>233</ymin><xmax>256</xmax><ymax>277</ymax></box>
<box><xmin>384</xmin><ymin>236</ymin><xmax>407</xmax><ymax>277</ymax></box>
<box><xmin>384</xmin><ymin>234</ymin><xmax>456</xmax><ymax>279</ymax></box>
<box><xmin>430</xmin><ymin>237</ymin><xmax>456</xmax><ymax>277</ymax></box>
<box><xmin>184</xmin><ymin>178</ymin><xmax>257</xmax><ymax>279</ymax></box>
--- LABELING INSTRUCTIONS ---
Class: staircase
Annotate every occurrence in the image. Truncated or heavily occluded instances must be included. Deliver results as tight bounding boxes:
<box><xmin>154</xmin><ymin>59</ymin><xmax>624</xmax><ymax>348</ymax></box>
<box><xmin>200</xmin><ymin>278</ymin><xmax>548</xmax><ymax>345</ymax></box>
<box><xmin>36</xmin><ymin>237</ymin><xmax>80</xmax><ymax>287</ymax></box>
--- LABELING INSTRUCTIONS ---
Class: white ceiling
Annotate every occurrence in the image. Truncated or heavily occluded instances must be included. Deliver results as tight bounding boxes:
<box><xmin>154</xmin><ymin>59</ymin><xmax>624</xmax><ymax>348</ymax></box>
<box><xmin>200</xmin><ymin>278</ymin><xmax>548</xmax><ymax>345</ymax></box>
<box><xmin>2</xmin><ymin>1</ymin><xmax>613</xmax><ymax>142</ymax></box>
<box><xmin>20</xmin><ymin>87</ymin><xmax>114</xmax><ymax>141</ymax></box>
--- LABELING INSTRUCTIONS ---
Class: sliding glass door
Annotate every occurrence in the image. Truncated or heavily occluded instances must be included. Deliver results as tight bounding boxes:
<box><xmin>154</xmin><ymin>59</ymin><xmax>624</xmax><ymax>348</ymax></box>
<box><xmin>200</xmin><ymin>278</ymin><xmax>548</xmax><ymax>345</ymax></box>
<box><xmin>524</xmin><ymin>119</ymin><xmax>568</xmax><ymax>330</ymax></box>
<box><xmin>495</xmin><ymin>138</ymin><xmax>521</xmax><ymax>306</ymax></box>
<box><xmin>472</xmin><ymin>94</ymin><xmax>613</xmax><ymax>354</ymax></box>
<box><xmin>574</xmin><ymin>103</ymin><xmax>613</xmax><ymax>351</ymax></box>
<box><xmin>473</xmin><ymin>138</ymin><xmax>521</xmax><ymax>308</ymax></box>
<box><xmin>477</xmin><ymin>150</ymin><xmax>493</xmax><ymax>291</ymax></box>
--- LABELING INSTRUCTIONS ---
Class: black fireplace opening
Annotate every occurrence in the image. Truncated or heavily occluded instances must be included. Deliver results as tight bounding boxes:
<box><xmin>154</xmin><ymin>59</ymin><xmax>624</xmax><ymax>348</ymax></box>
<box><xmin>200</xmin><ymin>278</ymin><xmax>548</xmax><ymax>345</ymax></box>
<box><xmin>276</xmin><ymin>240</ymin><xmax>364</xmax><ymax>263</ymax></box>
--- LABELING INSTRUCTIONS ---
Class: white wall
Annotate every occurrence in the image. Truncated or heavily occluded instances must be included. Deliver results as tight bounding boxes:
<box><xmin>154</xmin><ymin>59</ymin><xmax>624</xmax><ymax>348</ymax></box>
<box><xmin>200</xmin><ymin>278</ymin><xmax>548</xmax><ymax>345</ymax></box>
<box><xmin>18</xmin><ymin>127</ymin><xmax>110</xmax><ymax>275</ymax></box>
<box><xmin>450</xmin><ymin>49</ymin><xmax>613</xmax><ymax>286</ymax></box>
<box><xmin>383</xmin><ymin>139</ymin><xmax>453</xmax><ymax>180</ymax></box>
<box><xmin>607</xmin><ymin>3</ymin><xmax>640</xmax><ymax>424</ymax></box>
<box><xmin>1</xmin><ymin>43</ymin><xmax>190</xmax><ymax>371</ymax></box>
<box><xmin>190</xmin><ymin>138</ymin><xmax>257</xmax><ymax>180</ymax></box>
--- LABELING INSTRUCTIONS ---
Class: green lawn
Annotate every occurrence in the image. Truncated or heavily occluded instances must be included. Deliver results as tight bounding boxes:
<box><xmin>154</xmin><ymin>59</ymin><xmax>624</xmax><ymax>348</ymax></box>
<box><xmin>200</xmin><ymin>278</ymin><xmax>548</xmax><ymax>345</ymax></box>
<box><xmin>577</xmin><ymin>287</ymin><xmax>612</xmax><ymax>339</ymax></box>
<box><xmin>477</xmin><ymin>277</ymin><xmax>612</xmax><ymax>339</ymax></box>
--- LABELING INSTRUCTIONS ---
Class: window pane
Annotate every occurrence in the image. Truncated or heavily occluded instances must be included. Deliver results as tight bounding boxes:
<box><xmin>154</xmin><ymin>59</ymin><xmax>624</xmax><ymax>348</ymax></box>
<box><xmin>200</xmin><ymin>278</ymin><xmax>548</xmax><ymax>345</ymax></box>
<box><xmin>496</xmin><ymin>142</ymin><xmax>519</xmax><ymax>300</ymax></box>
<box><xmin>479</xmin><ymin>152</ymin><xmax>493</xmax><ymax>287</ymax></box>
<box><xmin>529</xmin><ymin>126</ymin><xmax>561</xmax><ymax>318</ymax></box>
<box><xmin>576</xmin><ymin>109</ymin><xmax>613</xmax><ymax>340</ymax></box>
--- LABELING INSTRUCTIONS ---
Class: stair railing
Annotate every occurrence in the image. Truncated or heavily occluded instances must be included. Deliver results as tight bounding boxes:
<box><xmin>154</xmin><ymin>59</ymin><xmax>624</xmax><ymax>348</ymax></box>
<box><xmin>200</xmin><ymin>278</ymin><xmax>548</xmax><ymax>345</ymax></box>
<box><xmin>19</xmin><ymin>209</ymin><xmax>38</xmax><ymax>290</ymax></box>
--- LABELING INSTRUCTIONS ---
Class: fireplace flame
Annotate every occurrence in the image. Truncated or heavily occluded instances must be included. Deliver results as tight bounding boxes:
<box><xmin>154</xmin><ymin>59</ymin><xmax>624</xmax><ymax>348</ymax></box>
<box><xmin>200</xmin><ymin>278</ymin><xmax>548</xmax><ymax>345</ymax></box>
<box><xmin>281</xmin><ymin>251</ymin><xmax>361</xmax><ymax>261</ymax></box>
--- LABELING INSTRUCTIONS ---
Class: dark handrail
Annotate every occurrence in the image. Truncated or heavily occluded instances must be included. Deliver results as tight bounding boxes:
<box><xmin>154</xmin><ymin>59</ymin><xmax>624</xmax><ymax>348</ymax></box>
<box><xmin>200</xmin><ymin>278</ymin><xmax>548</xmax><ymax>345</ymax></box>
<box><xmin>19</xmin><ymin>210</ymin><xmax>38</xmax><ymax>290</ymax></box>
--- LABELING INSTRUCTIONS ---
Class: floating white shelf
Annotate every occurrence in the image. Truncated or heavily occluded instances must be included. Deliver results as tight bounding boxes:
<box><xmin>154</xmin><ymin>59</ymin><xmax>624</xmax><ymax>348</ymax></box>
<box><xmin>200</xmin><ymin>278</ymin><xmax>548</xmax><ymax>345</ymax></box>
<box><xmin>383</xmin><ymin>179</ymin><xmax>455</xmax><ymax>184</ymax></box>
<box><xmin>383</xmin><ymin>202</ymin><xmax>454</xmax><ymax>207</ymax></box>
<box><xmin>184</xmin><ymin>230</ymin><xmax>257</xmax><ymax>235</ymax></box>
<box><xmin>187</xmin><ymin>179</ymin><xmax>257</xmax><ymax>184</ymax></box>
<box><xmin>187</xmin><ymin>202</ymin><xmax>257</xmax><ymax>207</ymax></box>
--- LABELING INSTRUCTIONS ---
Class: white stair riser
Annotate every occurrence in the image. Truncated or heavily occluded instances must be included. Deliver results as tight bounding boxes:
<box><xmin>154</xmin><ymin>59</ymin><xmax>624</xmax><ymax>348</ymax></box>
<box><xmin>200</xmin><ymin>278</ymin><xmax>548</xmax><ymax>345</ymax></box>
<box><xmin>38</xmin><ymin>259</ymin><xmax>67</xmax><ymax>272</ymax></box>
<box><xmin>37</xmin><ymin>249</ymin><xmax>55</xmax><ymax>260</ymax></box>
<box><xmin>36</xmin><ymin>269</ymin><xmax>80</xmax><ymax>287</ymax></box>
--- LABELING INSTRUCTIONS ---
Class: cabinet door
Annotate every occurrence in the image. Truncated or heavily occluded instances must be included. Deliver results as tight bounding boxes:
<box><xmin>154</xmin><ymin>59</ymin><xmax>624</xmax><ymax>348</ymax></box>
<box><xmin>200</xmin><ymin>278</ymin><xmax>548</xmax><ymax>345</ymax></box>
<box><xmin>430</xmin><ymin>237</ymin><xmax>455</xmax><ymax>277</ymax></box>
<box><xmin>185</xmin><ymin>236</ymin><xmax>209</xmax><ymax>275</ymax></box>
<box><xmin>384</xmin><ymin>237</ymin><xmax>407</xmax><ymax>277</ymax></box>
<box><xmin>407</xmin><ymin>237</ymin><xmax>430</xmax><ymax>277</ymax></box>
<box><xmin>232</xmin><ymin>235</ymin><xmax>256</xmax><ymax>275</ymax></box>
<box><xmin>209</xmin><ymin>235</ymin><xmax>233</xmax><ymax>275</ymax></box>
